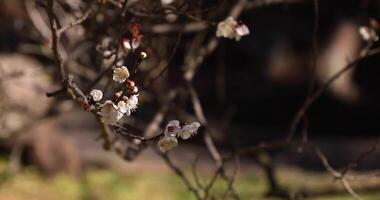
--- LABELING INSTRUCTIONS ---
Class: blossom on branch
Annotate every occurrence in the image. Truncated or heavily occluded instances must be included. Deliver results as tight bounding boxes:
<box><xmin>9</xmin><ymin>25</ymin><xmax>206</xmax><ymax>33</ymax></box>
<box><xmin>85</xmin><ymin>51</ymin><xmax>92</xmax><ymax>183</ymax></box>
<box><xmin>113</xmin><ymin>66</ymin><xmax>130</xmax><ymax>83</ymax></box>
<box><xmin>117</xmin><ymin>100</ymin><xmax>128</xmax><ymax>114</ymax></box>
<box><xmin>100</xmin><ymin>100</ymin><xmax>124</xmax><ymax>125</ymax></box>
<box><xmin>158</xmin><ymin>135</ymin><xmax>178</xmax><ymax>152</ymax></box>
<box><xmin>90</xmin><ymin>89</ymin><xmax>103</xmax><ymax>102</ymax></box>
<box><xmin>178</xmin><ymin>122</ymin><xmax>201</xmax><ymax>140</ymax></box>
<box><xmin>124</xmin><ymin>94</ymin><xmax>139</xmax><ymax>116</ymax></box>
<box><xmin>216</xmin><ymin>17</ymin><xmax>250</xmax><ymax>41</ymax></box>
<box><xmin>164</xmin><ymin>120</ymin><xmax>181</xmax><ymax>137</ymax></box>
<box><xmin>157</xmin><ymin>120</ymin><xmax>201</xmax><ymax>152</ymax></box>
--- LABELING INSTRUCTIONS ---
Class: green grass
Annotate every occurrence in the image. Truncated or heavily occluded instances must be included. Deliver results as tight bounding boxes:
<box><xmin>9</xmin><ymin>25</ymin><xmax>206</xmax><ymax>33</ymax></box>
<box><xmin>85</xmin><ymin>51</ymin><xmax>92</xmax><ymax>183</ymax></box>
<box><xmin>0</xmin><ymin>159</ymin><xmax>379</xmax><ymax>200</ymax></box>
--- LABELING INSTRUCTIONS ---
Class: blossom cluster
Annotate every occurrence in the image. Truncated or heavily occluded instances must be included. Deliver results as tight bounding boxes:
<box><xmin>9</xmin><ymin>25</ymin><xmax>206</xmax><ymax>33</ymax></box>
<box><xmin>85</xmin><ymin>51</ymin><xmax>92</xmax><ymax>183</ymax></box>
<box><xmin>216</xmin><ymin>17</ymin><xmax>250</xmax><ymax>41</ymax></box>
<box><xmin>157</xmin><ymin>120</ymin><xmax>201</xmax><ymax>152</ymax></box>
<box><xmin>85</xmin><ymin>23</ymin><xmax>148</xmax><ymax>125</ymax></box>
<box><xmin>359</xmin><ymin>19</ymin><xmax>379</xmax><ymax>42</ymax></box>
<box><xmin>89</xmin><ymin>65</ymin><xmax>140</xmax><ymax>125</ymax></box>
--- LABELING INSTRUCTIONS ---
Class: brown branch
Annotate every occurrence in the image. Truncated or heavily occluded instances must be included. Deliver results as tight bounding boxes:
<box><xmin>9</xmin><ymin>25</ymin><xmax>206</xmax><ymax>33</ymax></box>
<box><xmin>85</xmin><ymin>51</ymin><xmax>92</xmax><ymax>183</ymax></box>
<box><xmin>296</xmin><ymin>0</ymin><xmax>319</xmax><ymax>143</ymax></box>
<box><xmin>222</xmin><ymin>156</ymin><xmax>240</xmax><ymax>200</ymax></box>
<box><xmin>46</xmin><ymin>0</ymin><xmax>66</xmax><ymax>82</ymax></box>
<box><xmin>313</xmin><ymin>145</ymin><xmax>362</xmax><ymax>200</ymax></box>
<box><xmin>57</xmin><ymin>1</ymin><xmax>97</xmax><ymax>35</ymax></box>
<box><xmin>288</xmin><ymin>46</ymin><xmax>380</xmax><ymax>141</ymax></box>
<box><xmin>188</xmin><ymin>83</ymin><xmax>240</xmax><ymax>199</ymax></box>
<box><xmin>115</xmin><ymin>125</ymin><xmax>164</xmax><ymax>142</ymax></box>
<box><xmin>203</xmin><ymin>166</ymin><xmax>222</xmax><ymax>199</ymax></box>
<box><xmin>340</xmin><ymin>135</ymin><xmax>380</xmax><ymax>178</ymax></box>
<box><xmin>159</xmin><ymin>152</ymin><xmax>202</xmax><ymax>200</ymax></box>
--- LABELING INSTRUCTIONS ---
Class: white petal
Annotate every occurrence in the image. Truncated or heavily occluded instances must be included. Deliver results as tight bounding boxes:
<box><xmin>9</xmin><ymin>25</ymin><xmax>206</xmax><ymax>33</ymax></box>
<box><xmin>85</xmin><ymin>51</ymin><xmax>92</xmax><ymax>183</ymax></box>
<box><xmin>216</xmin><ymin>16</ymin><xmax>249</xmax><ymax>41</ymax></box>
<box><xmin>157</xmin><ymin>136</ymin><xmax>178</xmax><ymax>152</ymax></box>
<box><xmin>178</xmin><ymin>122</ymin><xmax>201</xmax><ymax>140</ymax></box>
<box><xmin>167</xmin><ymin>120</ymin><xmax>180</xmax><ymax>127</ymax></box>
<box><xmin>117</xmin><ymin>101</ymin><xmax>128</xmax><ymax>114</ymax></box>
<box><xmin>90</xmin><ymin>89</ymin><xmax>103</xmax><ymax>102</ymax></box>
<box><xmin>100</xmin><ymin>100</ymin><xmax>123</xmax><ymax>125</ymax></box>
<box><xmin>126</xmin><ymin>94</ymin><xmax>139</xmax><ymax>112</ymax></box>
<box><xmin>236</xmin><ymin>24</ymin><xmax>250</xmax><ymax>36</ymax></box>
<box><xmin>164</xmin><ymin>120</ymin><xmax>180</xmax><ymax>137</ymax></box>
<box><xmin>113</xmin><ymin>66</ymin><xmax>130</xmax><ymax>83</ymax></box>
<box><xmin>216</xmin><ymin>18</ymin><xmax>237</xmax><ymax>39</ymax></box>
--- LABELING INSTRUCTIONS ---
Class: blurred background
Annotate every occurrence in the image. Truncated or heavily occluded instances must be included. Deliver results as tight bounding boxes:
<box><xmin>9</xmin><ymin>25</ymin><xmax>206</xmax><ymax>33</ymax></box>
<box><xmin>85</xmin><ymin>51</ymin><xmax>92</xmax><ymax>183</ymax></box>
<box><xmin>0</xmin><ymin>0</ymin><xmax>380</xmax><ymax>199</ymax></box>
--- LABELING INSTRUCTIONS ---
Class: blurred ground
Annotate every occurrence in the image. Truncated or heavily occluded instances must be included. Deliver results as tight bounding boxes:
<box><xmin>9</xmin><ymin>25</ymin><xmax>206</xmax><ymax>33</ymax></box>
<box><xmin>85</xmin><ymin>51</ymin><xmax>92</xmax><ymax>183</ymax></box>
<box><xmin>0</xmin><ymin>105</ymin><xmax>380</xmax><ymax>200</ymax></box>
<box><xmin>1</xmin><ymin>156</ymin><xmax>380</xmax><ymax>200</ymax></box>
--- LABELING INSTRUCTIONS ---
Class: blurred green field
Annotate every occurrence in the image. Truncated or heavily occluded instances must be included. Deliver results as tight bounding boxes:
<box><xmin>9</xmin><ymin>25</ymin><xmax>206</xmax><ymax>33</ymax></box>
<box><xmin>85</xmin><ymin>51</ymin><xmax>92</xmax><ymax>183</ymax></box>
<box><xmin>0</xmin><ymin>158</ymin><xmax>379</xmax><ymax>200</ymax></box>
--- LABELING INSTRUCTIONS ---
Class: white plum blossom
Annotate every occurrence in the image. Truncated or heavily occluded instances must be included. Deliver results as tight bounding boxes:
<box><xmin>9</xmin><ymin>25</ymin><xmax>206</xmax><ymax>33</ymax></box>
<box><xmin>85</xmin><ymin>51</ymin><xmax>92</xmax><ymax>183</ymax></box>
<box><xmin>359</xmin><ymin>26</ymin><xmax>379</xmax><ymax>42</ymax></box>
<box><xmin>157</xmin><ymin>135</ymin><xmax>178</xmax><ymax>152</ymax></box>
<box><xmin>178</xmin><ymin>122</ymin><xmax>201</xmax><ymax>140</ymax></box>
<box><xmin>99</xmin><ymin>95</ymin><xmax>139</xmax><ymax>124</ymax></box>
<box><xmin>117</xmin><ymin>101</ymin><xmax>128</xmax><ymax>114</ymax></box>
<box><xmin>216</xmin><ymin>17</ymin><xmax>237</xmax><ymax>39</ymax></box>
<box><xmin>90</xmin><ymin>89</ymin><xmax>103</xmax><ymax>102</ymax></box>
<box><xmin>113</xmin><ymin>66</ymin><xmax>130</xmax><ymax>83</ymax></box>
<box><xmin>164</xmin><ymin>120</ymin><xmax>181</xmax><ymax>137</ymax></box>
<box><xmin>156</xmin><ymin>120</ymin><xmax>201</xmax><ymax>152</ymax></box>
<box><xmin>124</xmin><ymin>94</ymin><xmax>139</xmax><ymax>116</ymax></box>
<box><xmin>100</xmin><ymin>100</ymin><xmax>124</xmax><ymax>125</ymax></box>
<box><xmin>235</xmin><ymin>24</ymin><xmax>250</xmax><ymax>40</ymax></box>
<box><xmin>216</xmin><ymin>17</ymin><xmax>250</xmax><ymax>41</ymax></box>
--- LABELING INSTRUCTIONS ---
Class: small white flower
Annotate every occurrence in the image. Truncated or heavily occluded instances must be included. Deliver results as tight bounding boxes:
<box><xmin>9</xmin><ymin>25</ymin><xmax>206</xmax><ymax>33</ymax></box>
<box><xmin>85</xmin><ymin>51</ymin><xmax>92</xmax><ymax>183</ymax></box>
<box><xmin>178</xmin><ymin>122</ymin><xmax>201</xmax><ymax>140</ymax></box>
<box><xmin>157</xmin><ymin>136</ymin><xmax>178</xmax><ymax>152</ymax></box>
<box><xmin>113</xmin><ymin>66</ymin><xmax>130</xmax><ymax>83</ymax></box>
<box><xmin>117</xmin><ymin>101</ymin><xmax>128</xmax><ymax>114</ymax></box>
<box><xmin>125</xmin><ymin>94</ymin><xmax>139</xmax><ymax>115</ymax></box>
<box><xmin>100</xmin><ymin>100</ymin><xmax>123</xmax><ymax>125</ymax></box>
<box><xmin>216</xmin><ymin>17</ymin><xmax>237</xmax><ymax>39</ymax></box>
<box><xmin>90</xmin><ymin>89</ymin><xmax>103</xmax><ymax>102</ymax></box>
<box><xmin>359</xmin><ymin>26</ymin><xmax>379</xmax><ymax>42</ymax></box>
<box><xmin>235</xmin><ymin>24</ymin><xmax>250</xmax><ymax>41</ymax></box>
<box><xmin>166</xmin><ymin>120</ymin><xmax>180</xmax><ymax>127</ymax></box>
<box><xmin>216</xmin><ymin>17</ymin><xmax>250</xmax><ymax>41</ymax></box>
<box><xmin>164</xmin><ymin>120</ymin><xmax>180</xmax><ymax>137</ymax></box>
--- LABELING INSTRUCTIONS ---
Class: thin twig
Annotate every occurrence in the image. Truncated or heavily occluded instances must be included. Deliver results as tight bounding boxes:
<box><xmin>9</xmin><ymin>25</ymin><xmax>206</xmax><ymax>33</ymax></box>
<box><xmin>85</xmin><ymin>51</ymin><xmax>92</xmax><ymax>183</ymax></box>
<box><xmin>46</xmin><ymin>0</ymin><xmax>66</xmax><ymax>82</ymax></box>
<box><xmin>159</xmin><ymin>152</ymin><xmax>202</xmax><ymax>200</ymax></box>
<box><xmin>191</xmin><ymin>155</ymin><xmax>204</xmax><ymax>189</ymax></box>
<box><xmin>57</xmin><ymin>1</ymin><xmax>97</xmax><ymax>35</ymax></box>
<box><xmin>288</xmin><ymin>47</ymin><xmax>380</xmax><ymax>141</ymax></box>
<box><xmin>313</xmin><ymin>145</ymin><xmax>362</xmax><ymax>200</ymax></box>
